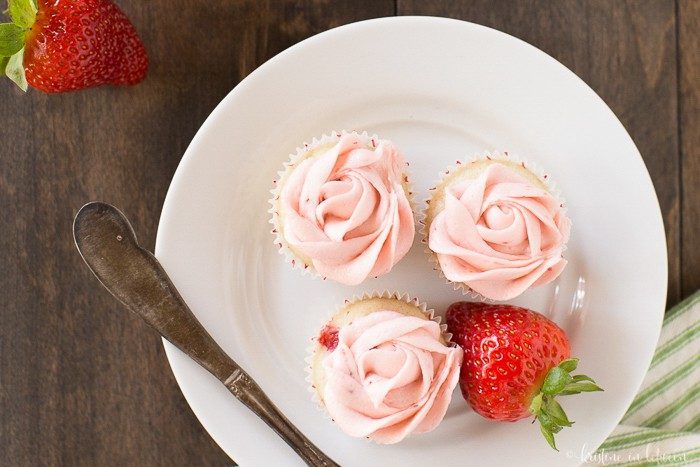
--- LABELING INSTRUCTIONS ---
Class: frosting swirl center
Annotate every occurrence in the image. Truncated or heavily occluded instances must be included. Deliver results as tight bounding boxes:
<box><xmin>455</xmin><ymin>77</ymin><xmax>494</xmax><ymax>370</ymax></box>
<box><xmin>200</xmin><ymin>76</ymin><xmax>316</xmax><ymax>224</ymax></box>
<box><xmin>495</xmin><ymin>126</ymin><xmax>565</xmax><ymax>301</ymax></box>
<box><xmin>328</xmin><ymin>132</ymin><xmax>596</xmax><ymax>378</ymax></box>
<box><xmin>280</xmin><ymin>134</ymin><xmax>414</xmax><ymax>285</ymax></box>
<box><xmin>428</xmin><ymin>163</ymin><xmax>571</xmax><ymax>300</ymax></box>
<box><xmin>321</xmin><ymin>311</ymin><xmax>463</xmax><ymax>444</ymax></box>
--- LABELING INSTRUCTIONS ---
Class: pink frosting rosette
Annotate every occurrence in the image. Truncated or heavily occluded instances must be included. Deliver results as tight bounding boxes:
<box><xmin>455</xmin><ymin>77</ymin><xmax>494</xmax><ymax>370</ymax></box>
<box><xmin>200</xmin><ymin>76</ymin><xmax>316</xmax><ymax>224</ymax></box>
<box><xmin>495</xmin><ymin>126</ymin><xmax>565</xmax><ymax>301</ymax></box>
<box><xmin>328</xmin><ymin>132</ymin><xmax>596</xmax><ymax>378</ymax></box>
<box><xmin>427</xmin><ymin>162</ymin><xmax>571</xmax><ymax>301</ymax></box>
<box><xmin>274</xmin><ymin>133</ymin><xmax>415</xmax><ymax>285</ymax></box>
<box><xmin>321</xmin><ymin>310</ymin><xmax>463</xmax><ymax>444</ymax></box>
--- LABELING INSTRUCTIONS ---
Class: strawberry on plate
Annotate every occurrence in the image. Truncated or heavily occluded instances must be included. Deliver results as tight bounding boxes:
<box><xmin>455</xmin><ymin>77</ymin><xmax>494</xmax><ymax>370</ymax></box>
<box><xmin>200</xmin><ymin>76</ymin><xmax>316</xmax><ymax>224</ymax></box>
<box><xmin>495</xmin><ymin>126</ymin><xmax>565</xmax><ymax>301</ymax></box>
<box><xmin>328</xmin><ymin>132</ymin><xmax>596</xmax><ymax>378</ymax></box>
<box><xmin>446</xmin><ymin>301</ymin><xmax>603</xmax><ymax>450</ymax></box>
<box><xmin>0</xmin><ymin>0</ymin><xmax>147</xmax><ymax>92</ymax></box>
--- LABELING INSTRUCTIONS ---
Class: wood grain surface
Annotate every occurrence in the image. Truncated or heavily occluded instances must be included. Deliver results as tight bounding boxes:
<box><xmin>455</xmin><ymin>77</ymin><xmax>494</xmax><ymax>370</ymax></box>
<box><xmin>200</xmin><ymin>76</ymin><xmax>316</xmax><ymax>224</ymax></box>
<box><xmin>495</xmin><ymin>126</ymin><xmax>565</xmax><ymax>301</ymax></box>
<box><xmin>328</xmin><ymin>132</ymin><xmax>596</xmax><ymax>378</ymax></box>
<box><xmin>679</xmin><ymin>0</ymin><xmax>700</xmax><ymax>297</ymax></box>
<box><xmin>0</xmin><ymin>1</ymin><xmax>696</xmax><ymax>465</ymax></box>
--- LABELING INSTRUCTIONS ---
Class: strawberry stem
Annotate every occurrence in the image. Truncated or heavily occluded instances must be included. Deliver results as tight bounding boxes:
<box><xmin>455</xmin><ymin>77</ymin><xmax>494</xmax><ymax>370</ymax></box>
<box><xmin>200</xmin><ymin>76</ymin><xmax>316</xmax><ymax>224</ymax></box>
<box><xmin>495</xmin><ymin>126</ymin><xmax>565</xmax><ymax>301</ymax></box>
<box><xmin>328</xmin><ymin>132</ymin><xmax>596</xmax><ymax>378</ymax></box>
<box><xmin>529</xmin><ymin>358</ymin><xmax>603</xmax><ymax>450</ymax></box>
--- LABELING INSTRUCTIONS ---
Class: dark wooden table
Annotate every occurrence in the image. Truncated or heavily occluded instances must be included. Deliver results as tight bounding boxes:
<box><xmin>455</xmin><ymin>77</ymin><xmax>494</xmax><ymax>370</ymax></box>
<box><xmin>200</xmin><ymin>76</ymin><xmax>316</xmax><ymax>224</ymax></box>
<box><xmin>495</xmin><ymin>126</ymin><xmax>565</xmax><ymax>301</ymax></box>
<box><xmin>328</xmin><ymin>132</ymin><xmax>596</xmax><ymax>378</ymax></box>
<box><xmin>1</xmin><ymin>1</ymin><xmax>697</xmax><ymax>465</ymax></box>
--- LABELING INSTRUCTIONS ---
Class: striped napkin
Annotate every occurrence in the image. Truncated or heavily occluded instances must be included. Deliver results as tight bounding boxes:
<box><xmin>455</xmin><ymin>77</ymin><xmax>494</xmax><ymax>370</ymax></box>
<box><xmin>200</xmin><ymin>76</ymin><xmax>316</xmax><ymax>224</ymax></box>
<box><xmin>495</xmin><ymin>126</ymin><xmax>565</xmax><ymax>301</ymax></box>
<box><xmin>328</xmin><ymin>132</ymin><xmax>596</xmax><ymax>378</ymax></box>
<box><xmin>582</xmin><ymin>291</ymin><xmax>700</xmax><ymax>466</ymax></box>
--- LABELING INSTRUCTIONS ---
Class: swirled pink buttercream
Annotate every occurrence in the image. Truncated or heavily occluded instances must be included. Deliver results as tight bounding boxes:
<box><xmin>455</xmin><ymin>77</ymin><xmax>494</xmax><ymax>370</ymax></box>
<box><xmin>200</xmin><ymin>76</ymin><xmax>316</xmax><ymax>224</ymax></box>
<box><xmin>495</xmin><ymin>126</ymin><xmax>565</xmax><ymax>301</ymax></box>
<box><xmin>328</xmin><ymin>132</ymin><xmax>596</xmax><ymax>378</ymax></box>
<box><xmin>280</xmin><ymin>135</ymin><xmax>414</xmax><ymax>285</ymax></box>
<box><xmin>321</xmin><ymin>311</ymin><xmax>462</xmax><ymax>444</ymax></box>
<box><xmin>428</xmin><ymin>163</ymin><xmax>571</xmax><ymax>301</ymax></box>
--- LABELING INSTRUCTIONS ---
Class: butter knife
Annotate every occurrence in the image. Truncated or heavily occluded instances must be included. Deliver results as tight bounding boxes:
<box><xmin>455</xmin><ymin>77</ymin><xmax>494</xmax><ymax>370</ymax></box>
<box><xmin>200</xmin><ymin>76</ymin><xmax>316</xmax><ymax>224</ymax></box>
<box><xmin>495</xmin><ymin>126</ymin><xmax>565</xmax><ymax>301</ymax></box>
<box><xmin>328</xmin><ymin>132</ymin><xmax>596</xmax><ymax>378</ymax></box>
<box><xmin>73</xmin><ymin>201</ymin><xmax>337</xmax><ymax>467</ymax></box>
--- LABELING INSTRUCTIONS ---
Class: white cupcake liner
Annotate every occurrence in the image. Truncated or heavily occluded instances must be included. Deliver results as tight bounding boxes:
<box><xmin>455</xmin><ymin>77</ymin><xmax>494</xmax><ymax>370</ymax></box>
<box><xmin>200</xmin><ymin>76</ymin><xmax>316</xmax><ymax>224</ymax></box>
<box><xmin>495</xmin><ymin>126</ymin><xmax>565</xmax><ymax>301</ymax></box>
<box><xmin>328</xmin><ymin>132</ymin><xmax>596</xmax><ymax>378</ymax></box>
<box><xmin>268</xmin><ymin>131</ymin><xmax>415</xmax><ymax>282</ymax></box>
<box><xmin>419</xmin><ymin>150</ymin><xmax>570</xmax><ymax>301</ymax></box>
<box><xmin>304</xmin><ymin>290</ymin><xmax>453</xmax><ymax>419</ymax></box>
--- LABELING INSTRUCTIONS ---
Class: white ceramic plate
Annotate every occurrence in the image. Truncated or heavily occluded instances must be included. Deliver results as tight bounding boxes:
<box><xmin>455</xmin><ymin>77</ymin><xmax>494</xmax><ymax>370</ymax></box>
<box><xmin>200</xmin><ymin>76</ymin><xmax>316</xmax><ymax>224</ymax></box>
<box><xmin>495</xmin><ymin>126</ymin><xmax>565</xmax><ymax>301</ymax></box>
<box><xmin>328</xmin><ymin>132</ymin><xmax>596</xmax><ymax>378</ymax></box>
<box><xmin>155</xmin><ymin>17</ymin><xmax>667</xmax><ymax>466</ymax></box>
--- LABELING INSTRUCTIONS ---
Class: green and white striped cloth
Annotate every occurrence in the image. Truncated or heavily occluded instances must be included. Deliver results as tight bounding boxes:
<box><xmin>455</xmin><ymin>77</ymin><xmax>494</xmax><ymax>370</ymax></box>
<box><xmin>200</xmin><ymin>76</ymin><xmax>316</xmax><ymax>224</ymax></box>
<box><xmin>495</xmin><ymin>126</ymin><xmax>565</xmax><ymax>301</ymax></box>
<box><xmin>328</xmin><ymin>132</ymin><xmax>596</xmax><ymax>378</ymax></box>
<box><xmin>585</xmin><ymin>291</ymin><xmax>700</xmax><ymax>466</ymax></box>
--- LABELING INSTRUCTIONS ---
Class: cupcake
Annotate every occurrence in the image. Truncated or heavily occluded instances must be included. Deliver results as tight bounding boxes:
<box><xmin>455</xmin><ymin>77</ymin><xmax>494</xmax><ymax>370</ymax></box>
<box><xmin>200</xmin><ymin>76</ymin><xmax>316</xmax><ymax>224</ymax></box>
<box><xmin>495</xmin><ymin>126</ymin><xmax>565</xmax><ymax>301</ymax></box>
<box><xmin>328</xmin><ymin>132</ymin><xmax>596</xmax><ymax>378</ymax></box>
<box><xmin>270</xmin><ymin>131</ymin><xmax>415</xmax><ymax>286</ymax></box>
<box><xmin>308</xmin><ymin>292</ymin><xmax>463</xmax><ymax>444</ymax></box>
<box><xmin>423</xmin><ymin>153</ymin><xmax>571</xmax><ymax>301</ymax></box>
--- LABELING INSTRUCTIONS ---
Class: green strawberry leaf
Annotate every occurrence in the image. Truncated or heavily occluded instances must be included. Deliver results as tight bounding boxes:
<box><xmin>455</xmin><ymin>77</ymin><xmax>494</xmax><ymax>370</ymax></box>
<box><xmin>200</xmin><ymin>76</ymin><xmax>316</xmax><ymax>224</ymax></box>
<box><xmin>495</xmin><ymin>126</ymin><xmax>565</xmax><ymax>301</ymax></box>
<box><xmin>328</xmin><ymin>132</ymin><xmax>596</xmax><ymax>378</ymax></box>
<box><xmin>544</xmin><ymin>398</ymin><xmax>573</xmax><ymax>427</ymax></box>
<box><xmin>560</xmin><ymin>381</ymin><xmax>604</xmax><ymax>395</ymax></box>
<box><xmin>0</xmin><ymin>55</ymin><xmax>8</xmax><ymax>75</ymax></box>
<box><xmin>572</xmin><ymin>374</ymin><xmax>596</xmax><ymax>383</ymax></box>
<box><xmin>539</xmin><ymin>420</ymin><xmax>558</xmax><ymax>451</ymax></box>
<box><xmin>0</xmin><ymin>23</ymin><xmax>25</xmax><ymax>56</ymax></box>
<box><xmin>538</xmin><ymin>411</ymin><xmax>562</xmax><ymax>434</ymax></box>
<box><xmin>542</xmin><ymin>366</ymin><xmax>572</xmax><ymax>395</ymax></box>
<box><xmin>5</xmin><ymin>47</ymin><xmax>28</xmax><ymax>91</ymax></box>
<box><xmin>558</xmin><ymin>358</ymin><xmax>579</xmax><ymax>373</ymax></box>
<box><xmin>9</xmin><ymin>0</ymin><xmax>37</xmax><ymax>29</ymax></box>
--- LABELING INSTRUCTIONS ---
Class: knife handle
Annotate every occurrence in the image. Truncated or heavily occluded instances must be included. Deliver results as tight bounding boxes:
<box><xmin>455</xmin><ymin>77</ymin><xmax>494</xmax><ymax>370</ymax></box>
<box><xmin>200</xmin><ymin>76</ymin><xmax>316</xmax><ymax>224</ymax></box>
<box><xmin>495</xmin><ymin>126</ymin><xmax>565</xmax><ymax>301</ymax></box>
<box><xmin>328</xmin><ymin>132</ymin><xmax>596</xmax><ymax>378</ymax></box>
<box><xmin>225</xmin><ymin>368</ymin><xmax>339</xmax><ymax>467</ymax></box>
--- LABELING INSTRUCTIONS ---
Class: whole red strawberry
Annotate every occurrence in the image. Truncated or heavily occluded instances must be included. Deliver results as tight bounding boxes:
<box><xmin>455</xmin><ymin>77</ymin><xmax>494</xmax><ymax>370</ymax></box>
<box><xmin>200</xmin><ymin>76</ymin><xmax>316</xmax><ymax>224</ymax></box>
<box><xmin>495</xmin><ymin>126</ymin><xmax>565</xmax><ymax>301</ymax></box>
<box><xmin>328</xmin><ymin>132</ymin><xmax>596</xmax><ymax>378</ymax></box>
<box><xmin>0</xmin><ymin>0</ymin><xmax>147</xmax><ymax>92</ymax></box>
<box><xmin>446</xmin><ymin>302</ymin><xmax>602</xmax><ymax>450</ymax></box>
